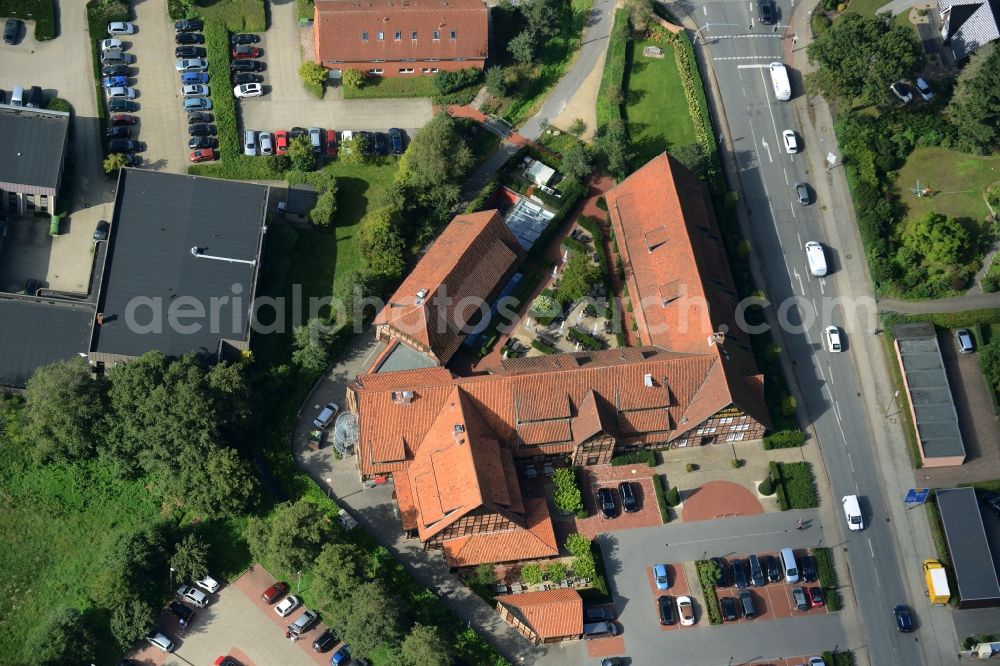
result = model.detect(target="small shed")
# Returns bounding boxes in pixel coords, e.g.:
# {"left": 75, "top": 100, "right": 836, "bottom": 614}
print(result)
{"left": 277, "top": 185, "right": 319, "bottom": 224}
{"left": 524, "top": 158, "right": 556, "bottom": 188}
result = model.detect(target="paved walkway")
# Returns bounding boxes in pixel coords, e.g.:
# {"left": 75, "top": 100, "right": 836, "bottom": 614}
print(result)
{"left": 876, "top": 0, "right": 924, "bottom": 14}
{"left": 878, "top": 291, "right": 1000, "bottom": 314}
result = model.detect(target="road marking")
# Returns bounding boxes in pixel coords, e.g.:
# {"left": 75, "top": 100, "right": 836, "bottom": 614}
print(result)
{"left": 737, "top": 63, "right": 778, "bottom": 68}
{"left": 761, "top": 138, "right": 773, "bottom": 162}
{"left": 789, "top": 201, "right": 796, "bottom": 219}
{"left": 816, "top": 357, "right": 825, "bottom": 380}
{"left": 782, "top": 166, "right": 789, "bottom": 185}
{"left": 834, "top": 399, "right": 842, "bottom": 421}
{"left": 847, "top": 451, "right": 856, "bottom": 474}
{"left": 717, "top": 34, "right": 783, "bottom": 39}
{"left": 797, "top": 231, "right": 803, "bottom": 248}
{"left": 819, "top": 277, "right": 826, "bottom": 295}
{"left": 704, "top": 5, "right": 707, "bottom": 14}
{"left": 868, "top": 538, "right": 876, "bottom": 559}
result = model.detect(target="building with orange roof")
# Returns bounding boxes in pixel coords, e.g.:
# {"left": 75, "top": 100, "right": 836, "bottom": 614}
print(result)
{"left": 495, "top": 588, "right": 584, "bottom": 644}
{"left": 313, "top": 0, "right": 489, "bottom": 77}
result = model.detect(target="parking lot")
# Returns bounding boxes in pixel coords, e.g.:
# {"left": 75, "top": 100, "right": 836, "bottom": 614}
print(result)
{"left": 575, "top": 465, "right": 662, "bottom": 538}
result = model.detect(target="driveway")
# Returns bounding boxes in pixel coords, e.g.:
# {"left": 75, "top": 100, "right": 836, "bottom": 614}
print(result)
{"left": 239, "top": 0, "right": 433, "bottom": 135}
{"left": 127, "top": 0, "right": 190, "bottom": 173}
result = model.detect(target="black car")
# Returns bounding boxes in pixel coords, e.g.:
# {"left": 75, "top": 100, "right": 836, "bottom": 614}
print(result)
{"left": 174, "top": 18, "right": 203, "bottom": 32}
{"left": 175, "top": 45, "right": 207, "bottom": 58}
{"left": 658, "top": 595, "right": 675, "bottom": 625}
{"left": 711, "top": 557, "right": 732, "bottom": 587}
{"left": 732, "top": 559, "right": 749, "bottom": 589}
{"left": 232, "top": 72, "right": 262, "bottom": 85}
{"left": 719, "top": 595, "right": 738, "bottom": 621}
{"left": 176, "top": 32, "right": 205, "bottom": 45}
{"left": 757, "top": 0, "right": 774, "bottom": 24}
{"left": 102, "top": 64, "right": 131, "bottom": 77}
{"left": 373, "top": 132, "right": 388, "bottom": 156}
{"left": 312, "top": 629, "right": 336, "bottom": 652}
{"left": 618, "top": 482, "right": 638, "bottom": 513}
{"left": 230, "top": 33, "right": 261, "bottom": 44}
{"left": 982, "top": 492, "right": 1000, "bottom": 519}
{"left": 186, "top": 111, "right": 213, "bottom": 124}
{"left": 230, "top": 59, "right": 264, "bottom": 72}
{"left": 289, "top": 126, "right": 308, "bottom": 140}
{"left": 167, "top": 601, "right": 195, "bottom": 627}
{"left": 584, "top": 606, "right": 614, "bottom": 622}
{"left": 188, "top": 135, "right": 216, "bottom": 149}
{"left": 893, "top": 605, "right": 914, "bottom": 632}
{"left": 108, "top": 98, "right": 138, "bottom": 113}
{"left": 188, "top": 123, "right": 217, "bottom": 136}
{"left": 93, "top": 220, "right": 110, "bottom": 242}
{"left": 108, "top": 139, "right": 143, "bottom": 153}
{"left": 4, "top": 18, "right": 20, "bottom": 45}
{"left": 596, "top": 487, "right": 617, "bottom": 519}
{"left": 24, "top": 278, "right": 41, "bottom": 296}
{"left": 388, "top": 127, "right": 404, "bottom": 155}
{"left": 748, "top": 554, "right": 766, "bottom": 587}
{"left": 763, "top": 555, "right": 781, "bottom": 583}
{"left": 106, "top": 125, "right": 130, "bottom": 139}
{"left": 800, "top": 555, "right": 817, "bottom": 583}
{"left": 122, "top": 154, "right": 141, "bottom": 167}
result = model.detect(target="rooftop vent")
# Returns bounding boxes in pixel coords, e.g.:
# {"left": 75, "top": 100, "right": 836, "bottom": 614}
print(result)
{"left": 643, "top": 373, "right": 654, "bottom": 388}
{"left": 453, "top": 423, "right": 465, "bottom": 444}
{"left": 415, "top": 288, "right": 428, "bottom": 304}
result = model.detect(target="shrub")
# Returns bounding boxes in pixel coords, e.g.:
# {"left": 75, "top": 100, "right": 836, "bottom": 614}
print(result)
{"left": 610, "top": 450, "right": 655, "bottom": 467}
{"left": 543, "top": 561, "right": 569, "bottom": 582}
{"left": 309, "top": 189, "right": 337, "bottom": 227}
{"left": 567, "top": 326, "right": 606, "bottom": 351}
{"left": 299, "top": 61, "right": 326, "bottom": 98}
{"left": 757, "top": 477, "right": 775, "bottom": 496}
{"left": 813, "top": 547, "right": 842, "bottom": 611}
{"left": 3, "top": 0, "right": 57, "bottom": 40}
{"left": 596, "top": 11, "right": 629, "bottom": 129}
{"left": 653, "top": 474, "right": 670, "bottom": 523}
{"left": 342, "top": 68, "right": 366, "bottom": 89}
{"left": 531, "top": 339, "right": 557, "bottom": 355}
{"left": 696, "top": 560, "right": 723, "bottom": 624}
{"left": 665, "top": 485, "right": 680, "bottom": 507}
{"left": 561, "top": 236, "right": 588, "bottom": 254}
{"left": 45, "top": 97, "right": 71, "bottom": 113}
{"left": 520, "top": 563, "right": 543, "bottom": 585}
{"left": 811, "top": 13, "right": 832, "bottom": 34}
{"left": 763, "top": 430, "right": 806, "bottom": 450}
{"left": 552, "top": 467, "right": 584, "bottom": 515}
{"left": 730, "top": 458, "right": 742, "bottom": 469}
{"left": 775, "top": 462, "right": 818, "bottom": 509}
{"left": 686, "top": 463, "right": 697, "bottom": 472}
{"left": 596, "top": 196, "right": 608, "bottom": 211}
{"left": 433, "top": 67, "right": 482, "bottom": 95}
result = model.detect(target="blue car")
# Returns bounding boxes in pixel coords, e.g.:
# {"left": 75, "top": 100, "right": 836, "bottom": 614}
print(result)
{"left": 331, "top": 645, "right": 350, "bottom": 664}
{"left": 102, "top": 75, "right": 128, "bottom": 88}
{"left": 181, "top": 71, "right": 209, "bottom": 85}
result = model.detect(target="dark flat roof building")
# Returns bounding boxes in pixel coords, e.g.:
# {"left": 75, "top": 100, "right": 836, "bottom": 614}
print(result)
{"left": 91, "top": 169, "right": 269, "bottom": 366}
{"left": 0, "top": 297, "right": 94, "bottom": 388}
{"left": 0, "top": 104, "right": 70, "bottom": 215}
{"left": 936, "top": 487, "right": 1000, "bottom": 608}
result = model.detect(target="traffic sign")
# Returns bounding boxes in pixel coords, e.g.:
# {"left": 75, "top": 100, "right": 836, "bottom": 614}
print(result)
{"left": 904, "top": 488, "right": 930, "bottom": 505}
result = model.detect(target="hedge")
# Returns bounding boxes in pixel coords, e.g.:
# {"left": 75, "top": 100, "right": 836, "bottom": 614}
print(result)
{"left": 86, "top": 0, "right": 131, "bottom": 158}
{"left": 653, "top": 474, "right": 670, "bottom": 523}
{"left": 464, "top": 176, "right": 499, "bottom": 213}
{"left": 194, "top": 0, "right": 266, "bottom": 32}
{"left": 772, "top": 462, "right": 818, "bottom": 509}
{"left": 587, "top": 541, "right": 612, "bottom": 602}
{"left": 0, "top": 0, "right": 56, "bottom": 39}
{"left": 762, "top": 429, "right": 806, "bottom": 450}
{"left": 561, "top": 236, "right": 588, "bottom": 254}
{"left": 595, "top": 10, "right": 630, "bottom": 130}
{"left": 567, "top": 326, "right": 606, "bottom": 350}
{"left": 769, "top": 461, "right": 789, "bottom": 510}
{"left": 822, "top": 651, "right": 855, "bottom": 666}
{"left": 531, "top": 338, "right": 557, "bottom": 355}
{"left": 669, "top": 31, "right": 723, "bottom": 191}
{"left": 610, "top": 450, "right": 655, "bottom": 467}
{"left": 813, "top": 547, "right": 842, "bottom": 611}
{"left": 695, "top": 560, "right": 723, "bottom": 625}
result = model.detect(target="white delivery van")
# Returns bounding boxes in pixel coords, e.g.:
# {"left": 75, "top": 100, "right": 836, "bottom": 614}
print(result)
{"left": 842, "top": 494, "right": 864, "bottom": 531}
{"left": 805, "top": 241, "right": 827, "bottom": 277}
{"left": 769, "top": 62, "right": 791, "bottom": 101}
{"left": 780, "top": 547, "right": 799, "bottom": 583}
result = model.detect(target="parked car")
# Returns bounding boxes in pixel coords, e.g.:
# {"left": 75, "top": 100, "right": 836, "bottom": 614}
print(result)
{"left": 618, "top": 481, "right": 638, "bottom": 512}
{"left": 110, "top": 113, "right": 137, "bottom": 126}
{"left": 230, "top": 33, "right": 261, "bottom": 44}
{"left": 107, "top": 86, "right": 136, "bottom": 100}
{"left": 259, "top": 131, "right": 274, "bottom": 156}
{"left": 176, "top": 58, "right": 208, "bottom": 72}
{"left": 757, "top": 0, "right": 774, "bottom": 23}
{"left": 189, "top": 148, "right": 216, "bottom": 163}
{"left": 915, "top": 77, "right": 934, "bottom": 101}
{"left": 176, "top": 32, "right": 204, "bottom": 45}
{"left": 981, "top": 492, "right": 1000, "bottom": 518}
{"left": 214, "top": 657, "right": 242, "bottom": 666}
{"left": 102, "top": 64, "right": 131, "bottom": 77}
{"left": 261, "top": 582, "right": 290, "bottom": 604}
{"left": 107, "top": 21, "right": 136, "bottom": 35}
{"left": 288, "top": 609, "right": 319, "bottom": 636}
{"left": 244, "top": 129, "right": 257, "bottom": 156}
{"left": 289, "top": 126, "right": 308, "bottom": 140}
{"left": 388, "top": 127, "right": 404, "bottom": 155}
{"left": 584, "top": 606, "right": 613, "bottom": 622}
{"left": 732, "top": 559, "right": 749, "bottom": 589}
{"left": 331, "top": 645, "right": 351, "bottom": 665}
{"left": 653, "top": 563, "right": 670, "bottom": 590}
{"left": 234, "top": 83, "right": 263, "bottom": 98}
{"left": 596, "top": 487, "right": 617, "bottom": 519}
{"left": 103, "top": 76, "right": 129, "bottom": 88}
{"left": 100, "top": 38, "right": 124, "bottom": 52}
{"left": 174, "top": 18, "right": 203, "bottom": 32}
{"left": 177, "top": 585, "right": 209, "bottom": 608}
{"left": 890, "top": 81, "right": 913, "bottom": 104}
{"left": 146, "top": 632, "right": 175, "bottom": 653}
{"left": 188, "top": 123, "right": 217, "bottom": 136}
{"left": 232, "top": 72, "right": 262, "bottom": 85}
{"left": 275, "top": 594, "right": 301, "bottom": 617}
{"left": 325, "top": 129, "right": 338, "bottom": 157}
{"left": 764, "top": 555, "right": 781, "bottom": 583}
{"left": 955, "top": 328, "right": 975, "bottom": 353}
{"left": 373, "top": 131, "right": 388, "bottom": 156}
{"left": 189, "top": 136, "right": 216, "bottom": 149}
{"left": 800, "top": 555, "right": 817, "bottom": 582}
{"left": 181, "top": 72, "right": 209, "bottom": 85}
{"left": 101, "top": 49, "right": 134, "bottom": 65}
{"left": 782, "top": 129, "right": 798, "bottom": 153}
{"left": 808, "top": 586, "right": 825, "bottom": 608}
{"left": 792, "top": 586, "right": 809, "bottom": 611}
{"left": 231, "top": 44, "right": 262, "bottom": 59}
{"left": 183, "top": 97, "right": 212, "bottom": 111}
{"left": 893, "top": 605, "right": 914, "bottom": 632}
{"left": 231, "top": 59, "right": 264, "bottom": 72}
{"left": 658, "top": 595, "right": 675, "bottom": 625}
{"left": 677, "top": 596, "right": 696, "bottom": 626}
{"left": 93, "top": 220, "right": 110, "bottom": 241}
{"left": 3, "top": 18, "right": 21, "bottom": 45}
{"left": 187, "top": 111, "right": 213, "bottom": 123}
{"left": 181, "top": 84, "right": 209, "bottom": 97}
{"left": 748, "top": 554, "right": 766, "bottom": 587}
{"left": 313, "top": 402, "right": 339, "bottom": 429}
{"left": 720, "top": 595, "right": 738, "bottom": 621}
{"left": 312, "top": 629, "right": 336, "bottom": 652}
{"left": 108, "top": 98, "right": 138, "bottom": 113}
{"left": 175, "top": 45, "right": 207, "bottom": 58}
{"left": 309, "top": 127, "right": 322, "bottom": 153}
{"left": 275, "top": 130, "right": 289, "bottom": 155}
{"left": 167, "top": 601, "right": 194, "bottom": 626}
{"left": 106, "top": 125, "right": 130, "bottom": 139}
{"left": 711, "top": 557, "right": 732, "bottom": 587}
{"left": 794, "top": 181, "right": 810, "bottom": 205}
{"left": 122, "top": 154, "right": 141, "bottom": 166}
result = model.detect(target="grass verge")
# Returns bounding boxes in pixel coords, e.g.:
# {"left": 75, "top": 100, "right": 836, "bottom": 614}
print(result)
{"left": 194, "top": 0, "right": 265, "bottom": 32}
{"left": 812, "top": 547, "right": 842, "bottom": 611}
{"left": 0, "top": 0, "right": 55, "bottom": 39}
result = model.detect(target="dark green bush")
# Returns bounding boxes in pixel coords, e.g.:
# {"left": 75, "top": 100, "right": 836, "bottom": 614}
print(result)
{"left": 610, "top": 450, "right": 655, "bottom": 467}
{"left": 695, "top": 560, "right": 723, "bottom": 624}
{"left": 653, "top": 474, "right": 670, "bottom": 523}
{"left": 757, "top": 477, "right": 774, "bottom": 496}
{"left": 665, "top": 485, "right": 680, "bottom": 507}
{"left": 763, "top": 430, "right": 806, "bottom": 450}
{"left": 561, "top": 236, "right": 588, "bottom": 254}
{"left": 773, "top": 462, "right": 818, "bottom": 509}
{"left": 567, "top": 327, "right": 606, "bottom": 350}
{"left": 433, "top": 67, "right": 482, "bottom": 95}
{"left": 530, "top": 339, "right": 557, "bottom": 355}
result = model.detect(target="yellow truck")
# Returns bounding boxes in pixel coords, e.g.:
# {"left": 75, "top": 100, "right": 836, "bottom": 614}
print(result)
{"left": 923, "top": 559, "right": 951, "bottom": 605}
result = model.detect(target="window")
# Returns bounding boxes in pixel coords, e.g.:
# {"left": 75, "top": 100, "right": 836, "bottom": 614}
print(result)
{"left": 39, "top": 195, "right": 48, "bottom": 210}
{"left": 399, "top": 67, "right": 414, "bottom": 73}
{"left": 433, "top": 30, "right": 440, "bottom": 40}
{"left": 726, "top": 433, "right": 745, "bottom": 442}
{"left": 421, "top": 67, "right": 431, "bottom": 73}
{"left": 377, "top": 31, "right": 384, "bottom": 40}
{"left": 450, "top": 30, "right": 457, "bottom": 39}
{"left": 394, "top": 31, "right": 401, "bottom": 40}
{"left": 361, "top": 31, "right": 369, "bottom": 40}
{"left": 430, "top": 67, "right": 439, "bottom": 72}
{"left": 368, "top": 68, "right": 384, "bottom": 75}
{"left": 412, "top": 30, "right": 418, "bottom": 39}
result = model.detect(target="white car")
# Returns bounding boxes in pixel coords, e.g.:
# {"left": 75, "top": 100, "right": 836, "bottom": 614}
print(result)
{"left": 177, "top": 584, "right": 209, "bottom": 608}
{"left": 182, "top": 84, "right": 209, "bottom": 97}
{"left": 244, "top": 129, "right": 257, "bottom": 156}
{"left": 107, "top": 86, "right": 137, "bottom": 100}
{"left": 176, "top": 58, "right": 208, "bottom": 72}
{"left": 275, "top": 594, "right": 301, "bottom": 617}
{"left": 100, "top": 38, "right": 124, "bottom": 51}
{"left": 234, "top": 83, "right": 263, "bottom": 98}
{"left": 915, "top": 77, "right": 934, "bottom": 101}
{"left": 107, "top": 21, "right": 136, "bottom": 35}
{"left": 676, "top": 595, "right": 696, "bottom": 626}
{"left": 890, "top": 82, "right": 913, "bottom": 104}
{"left": 259, "top": 131, "right": 274, "bottom": 156}
{"left": 195, "top": 574, "right": 220, "bottom": 594}
{"left": 824, "top": 325, "right": 843, "bottom": 353}
{"left": 782, "top": 129, "right": 798, "bottom": 154}
{"left": 147, "top": 632, "right": 175, "bottom": 652}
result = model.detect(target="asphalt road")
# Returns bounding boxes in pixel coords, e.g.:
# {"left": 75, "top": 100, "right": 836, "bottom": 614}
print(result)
{"left": 685, "top": 2, "right": 928, "bottom": 664}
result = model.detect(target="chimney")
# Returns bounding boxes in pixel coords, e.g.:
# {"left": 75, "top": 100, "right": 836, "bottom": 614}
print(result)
{"left": 415, "top": 288, "right": 428, "bottom": 304}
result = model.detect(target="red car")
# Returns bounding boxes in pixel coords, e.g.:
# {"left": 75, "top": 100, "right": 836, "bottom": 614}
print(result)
{"left": 261, "top": 581, "right": 289, "bottom": 604}
{"left": 189, "top": 148, "right": 217, "bottom": 162}
{"left": 231, "top": 45, "right": 262, "bottom": 59}
{"left": 325, "top": 129, "right": 338, "bottom": 157}
{"left": 274, "top": 130, "right": 288, "bottom": 155}
{"left": 110, "top": 114, "right": 137, "bottom": 126}
{"left": 807, "top": 586, "right": 825, "bottom": 608}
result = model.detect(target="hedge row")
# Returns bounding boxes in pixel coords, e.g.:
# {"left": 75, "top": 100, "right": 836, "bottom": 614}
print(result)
{"left": 812, "top": 547, "right": 842, "bottom": 612}
{"left": 589, "top": 541, "right": 612, "bottom": 601}
{"left": 768, "top": 461, "right": 788, "bottom": 510}
{"left": 822, "top": 651, "right": 855, "bottom": 666}
{"left": 695, "top": 560, "right": 723, "bottom": 625}
{"left": 464, "top": 176, "right": 499, "bottom": 213}
{"left": 771, "top": 462, "right": 818, "bottom": 509}
{"left": 85, "top": 0, "right": 130, "bottom": 159}
{"left": 595, "top": 10, "right": 630, "bottom": 130}
{"left": 577, "top": 215, "right": 615, "bottom": 315}
{"left": 0, "top": 0, "right": 55, "bottom": 39}
{"left": 762, "top": 429, "right": 806, "bottom": 450}
{"left": 567, "top": 326, "right": 606, "bottom": 350}
{"left": 531, "top": 338, "right": 557, "bottom": 355}
{"left": 653, "top": 474, "right": 670, "bottom": 523}
{"left": 561, "top": 236, "right": 588, "bottom": 254}
{"left": 610, "top": 450, "right": 655, "bottom": 467}
{"left": 669, "top": 31, "right": 723, "bottom": 191}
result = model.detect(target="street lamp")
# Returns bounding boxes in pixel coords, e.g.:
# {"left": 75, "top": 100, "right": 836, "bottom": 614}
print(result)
{"left": 169, "top": 566, "right": 175, "bottom": 589}
{"left": 296, "top": 570, "right": 302, "bottom": 593}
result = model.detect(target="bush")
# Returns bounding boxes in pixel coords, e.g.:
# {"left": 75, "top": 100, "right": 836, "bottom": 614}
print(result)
{"left": 686, "top": 463, "right": 697, "bottom": 472}
{"left": 813, "top": 547, "right": 842, "bottom": 611}
{"left": 610, "top": 450, "right": 655, "bottom": 467}
{"left": 665, "top": 485, "right": 680, "bottom": 507}
{"left": 433, "top": 67, "right": 482, "bottom": 95}
{"left": 695, "top": 560, "right": 723, "bottom": 624}
{"left": 552, "top": 467, "right": 584, "bottom": 515}
{"left": 531, "top": 338, "right": 557, "bottom": 355}
{"left": 561, "top": 236, "right": 588, "bottom": 254}
{"left": 596, "top": 10, "right": 630, "bottom": 130}
{"left": 730, "top": 458, "right": 742, "bottom": 469}
{"left": 309, "top": 189, "right": 337, "bottom": 227}
{"left": 567, "top": 326, "right": 606, "bottom": 350}
{"left": 763, "top": 430, "right": 806, "bottom": 450}
{"left": 520, "top": 563, "right": 543, "bottom": 585}
{"left": 653, "top": 474, "right": 670, "bottom": 523}
{"left": 775, "top": 462, "right": 818, "bottom": 509}
{"left": 342, "top": 68, "right": 366, "bottom": 89}
{"left": 299, "top": 61, "right": 327, "bottom": 98}
{"left": 757, "top": 477, "right": 774, "bottom": 496}
{"left": 45, "top": 97, "right": 71, "bottom": 113}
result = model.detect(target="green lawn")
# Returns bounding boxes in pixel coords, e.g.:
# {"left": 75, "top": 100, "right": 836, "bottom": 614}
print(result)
{"left": 626, "top": 39, "right": 698, "bottom": 164}
{"left": 194, "top": 0, "right": 266, "bottom": 32}
{"left": 844, "top": 0, "right": 891, "bottom": 18}
{"left": 895, "top": 147, "right": 1000, "bottom": 223}
{"left": 343, "top": 75, "right": 438, "bottom": 99}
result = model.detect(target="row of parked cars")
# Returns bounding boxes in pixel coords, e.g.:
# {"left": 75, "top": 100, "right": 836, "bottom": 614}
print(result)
{"left": 241, "top": 127, "right": 408, "bottom": 159}
{"left": 260, "top": 580, "right": 354, "bottom": 662}
{"left": 100, "top": 22, "right": 145, "bottom": 160}
{"left": 144, "top": 574, "right": 221, "bottom": 653}
{"left": 595, "top": 481, "right": 639, "bottom": 518}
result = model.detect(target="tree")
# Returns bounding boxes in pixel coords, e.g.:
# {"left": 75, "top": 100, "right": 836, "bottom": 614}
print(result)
{"left": 665, "top": 485, "right": 680, "bottom": 506}
{"left": 520, "top": 562, "right": 543, "bottom": 585}
{"left": 103, "top": 152, "right": 127, "bottom": 175}
{"left": 110, "top": 596, "right": 155, "bottom": 649}
{"left": 543, "top": 561, "right": 569, "bottom": 581}
{"left": 342, "top": 68, "right": 366, "bottom": 89}
{"left": 672, "top": 142, "right": 714, "bottom": 181}
{"left": 292, "top": 317, "right": 335, "bottom": 372}
{"left": 245, "top": 499, "right": 336, "bottom": 574}
{"left": 299, "top": 60, "right": 328, "bottom": 88}
{"left": 623, "top": 0, "right": 654, "bottom": 31}
{"left": 485, "top": 66, "right": 507, "bottom": 97}
{"left": 25, "top": 358, "right": 104, "bottom": 463}
{"left": 91, "top": 524, "right": 169, "bottom": 607}
{"left": 340, "top": 133, "right": 371, "bottom": 165}
{"left": 288, "top": 135, "right": 317, "bottom": 171}
{"left": 170, "top": 533, "right": 210, "bottom": 583}
{"left": 312, "top": 543, "right": 363, "bottom": 612}
{"left": 569, "top": 118, "right": 587, "bottom": 137}
{"left": 331, "top": 582, "right": 402, "bottom": 658}
{"left": 946, "top": 43, "right": 1000, "bottom": 153}
{"left": 556, "top": 253, "right": 601, "bottom": 304}
{"left": 358, "top": 207, "right": 407, "bottom": 281}
{"left": 596, "top": 118, "right": 632, "bottom": 179}
{"left": 521, "top": 0, "right": 560, "bottom": 39}
{"left": 508, "top": 30, "right": 537, "bottom": 64}
{"left": 310, "top": 188, "right": 337, "bottom": 227}
{"left": 560, "top": 142, "right": 592, "bottom": 182}
{"left": 564, "top": 533, "right": 596, "bottom": 578}
{"left": 398, "top": 113, "right": 474, "bottom": 189}
{"left": 23, "top": 607, "right": 96, "bottom": 666}
{"left": 980, "top": 339, "right": 1000, "bottom": 390}
{"left": 182, "top": 446, "right": 258, "bottom": 518}
{"left": 552, "top": 467, "right": 584, "bottom": 514}
{"left": 805, "top": 13, "right": 922, "bottom": 107}
{"left": 402, "top": 623, "right": 452, "bottom": 666}
{"left": 901, "top": 211, "right": 970, "bottom": 265}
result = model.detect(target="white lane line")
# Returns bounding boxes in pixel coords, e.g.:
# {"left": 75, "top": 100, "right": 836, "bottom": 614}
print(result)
{"left": 761, "top": 138, "right": 773, "bottom": 163}
{"left": 819, "top": 277, "right": 826, "bottom": 295}
{"left": 704, "top": 5, "right": 707, "bottom": 14}
{"left": 789, "top": 201, "right": 796, "bottom": 219}
{"left": 782, "top": 167, "right": 789, "bottom": 185}
{"left": 869, "top": 538, "right": 876, "bottom": 559}
{"left": 716, "top": 34, "right": 783, "bottom": 38}
{"left": 737, "top": 63, "right": 775, "bottom": 68}
{"left": 834, "top": 399, "right": 842, "bottom": 421}
{"left": 795, "top": 270, "right": 804, "bottom": 295}
{"left": 847, "top": 451, "right": 856, "bottom": 474}
{"left": 797, "top": 232, "right": 803, "bottom": 248}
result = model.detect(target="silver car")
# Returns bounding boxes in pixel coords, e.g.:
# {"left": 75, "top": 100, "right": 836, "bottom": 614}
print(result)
{"left": 175, "top": 58, "right": 208, "bottom": 72}
{"left": 955, "top": 328, "right": 974, "bottom": 353}
{"left": 181, "top": 84, "right": 209, "bottom": 97}
{"left": 244, "top": 129, "right": 257, "bottom": 156}
{"left": 259, "top": 131, "right": 274, "bottom": 156}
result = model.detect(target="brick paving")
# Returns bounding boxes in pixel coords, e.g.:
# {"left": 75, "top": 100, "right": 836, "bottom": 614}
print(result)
{"left": 585, "top": 634, "right": 626, "bottom": 658}
{"left": 681, "top": 480, "right": 765, "bottom": 522}
{"left": 642, "top": 563, "right": 697, "bottom": 632}
{"left": 574, "top": 465, "right": 662, "bottom": 539}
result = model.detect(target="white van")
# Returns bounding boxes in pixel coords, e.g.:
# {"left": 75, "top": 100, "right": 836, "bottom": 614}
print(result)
{"left": 805, "top": 241, "right": 827, "bottom": 277}
{"left": 842, "top": 494, "right": 864, "bottom": 531}
{"left": 10, "top": 85, "right": 23, "bottom": 107}
{"left": 780, "top": 547, "right": 799, "bottom": 583}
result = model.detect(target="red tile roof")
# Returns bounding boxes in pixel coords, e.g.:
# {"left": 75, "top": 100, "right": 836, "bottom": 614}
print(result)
{"left": 373, "top": 210, "right": 522, "bottom": 364}
{"left": 442, "top": 498, "right": 558, "bottom": 567}
{"left": 313, "top": 0, "right": 488, "bottom": 67}
{"left": 495, "top": 588, "right": 584, "bottom": 639}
